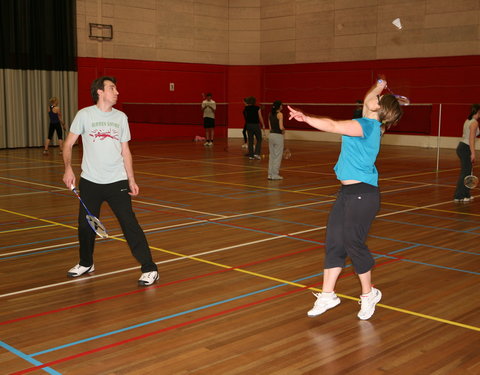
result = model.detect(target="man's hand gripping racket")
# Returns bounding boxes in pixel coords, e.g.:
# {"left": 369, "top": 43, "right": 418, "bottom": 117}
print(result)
{"left": 70, "top": 185, "right": 108, "bottom": 238}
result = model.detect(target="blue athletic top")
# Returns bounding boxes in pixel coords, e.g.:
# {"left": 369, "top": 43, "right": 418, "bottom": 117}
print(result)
{"left": 334, "top": 117, "right": 382, "bottom": 186}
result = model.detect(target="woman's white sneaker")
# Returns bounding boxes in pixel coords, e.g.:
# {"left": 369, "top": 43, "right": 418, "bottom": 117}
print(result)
{"left": 357, "top": 287, "right": 382, "bottom": 320}
{"left": 307, "top": 292, "right": 341, "bottom": 317}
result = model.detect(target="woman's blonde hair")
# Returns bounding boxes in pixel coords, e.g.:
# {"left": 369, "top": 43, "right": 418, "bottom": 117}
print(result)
{"left": 378, "top": 94, "right": 403, "bottom": 134}
{"left": 49, "top": 97, "right": 58, "bottom": 106}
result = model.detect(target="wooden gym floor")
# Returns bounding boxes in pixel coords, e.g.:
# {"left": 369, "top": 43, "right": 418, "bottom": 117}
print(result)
{"left": 0, "top": 139, "right": 479, "bottom": 374}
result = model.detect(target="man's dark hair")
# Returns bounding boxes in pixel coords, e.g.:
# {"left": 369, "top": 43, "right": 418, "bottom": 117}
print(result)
{"left": 90, "top": 76, "right": 117, "bottom": 103}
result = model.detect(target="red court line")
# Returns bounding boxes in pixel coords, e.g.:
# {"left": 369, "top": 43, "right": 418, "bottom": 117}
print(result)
{"left": 10, "top": 284, "right": 315, "bottom": 375}
{"left": 0, "top": 245, "right": 322, "bottom": 326}
{"left": 10, "top": 258, "right": 400, "bottom": 375}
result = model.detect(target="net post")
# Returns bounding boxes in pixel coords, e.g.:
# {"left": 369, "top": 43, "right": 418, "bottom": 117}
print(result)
{"left": 436, "top": 103, "right": 442, "bottom": 173}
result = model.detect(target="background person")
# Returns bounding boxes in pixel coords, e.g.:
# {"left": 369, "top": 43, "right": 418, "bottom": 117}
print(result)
{"left": 268, "top": 100, "right": 285, "bottom": 180}
{"left": 243, "top": 96, "right": 265, "bottom": 160}
{"left": 201, "top": 93, "right": 216, "bottom": 146}
{"left": 43, "top": 97, "right": 66, "bottom": 154}
{"left": 454, "top": 104, "right": 480, "bottom": 202}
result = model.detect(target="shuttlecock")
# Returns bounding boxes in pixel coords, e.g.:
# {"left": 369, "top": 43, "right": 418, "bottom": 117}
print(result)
{"left": 392, "top": 18, "right": 402, "bottom": 30}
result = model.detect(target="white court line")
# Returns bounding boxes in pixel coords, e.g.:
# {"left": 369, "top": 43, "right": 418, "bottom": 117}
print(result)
{"left": 0, "top": 196, "right": 459, "bottom": 299}
{"left": 0, "top": 200, "right": 326, "bottom": 258}
{"left": 134, "top": 199, "right": 228, "bottom": 218}
{"left": 0, "top": 183, "right": 461, "bottom": 259}
{"left": 0, "top": 235, "right": 290, "bottom": 299}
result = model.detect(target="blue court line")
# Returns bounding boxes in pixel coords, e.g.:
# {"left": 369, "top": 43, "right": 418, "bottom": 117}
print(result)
{"left": 378, "top": 217, "right": 480, "bottom": 235}
{"left": 24, "top": 243, "right": 470, "bottom": 359}
{"left": 29, "top": 251, "right": 410, "bottom": 359}
{"left": 378, "top": 206, "right": 479, "bottom": 224}
{"left": 378, "top": 253, "right": 480, "bottom": 275}
{"left": 0, "top": 235, "right": 78, "bottom": 252}
{"left": 387, "top": 245, "right": 419, "bottom": 255}
{"left": 0, "top": 340, "right": 61, "bottom": 375}
{"left": 371, "top": 235, "right": 479, "bottom": 256}
{"left": 0, "top": 244, "right": 79, "bottom": 261}
{"left": 28, "top": 283, "right": 301, "bottom": 356}
{"left": 246, "top": 214, "right": 320, "bottom": 228}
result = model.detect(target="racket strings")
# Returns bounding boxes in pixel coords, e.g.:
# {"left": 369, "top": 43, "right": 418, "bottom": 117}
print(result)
{"left": 86, "top": 215, "right": 108, "bottom": 238}
{"left": 385, "top": 86, "right": 410, "bottom": 106}
{"left": 464, "top": 175, "right": 478, "bottom": 189}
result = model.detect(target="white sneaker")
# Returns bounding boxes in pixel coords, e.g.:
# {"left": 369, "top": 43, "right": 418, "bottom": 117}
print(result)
{"left": 241, "top": 143, "right": 248, "bottom": 148}
{"left": 67, "top": 264, "right": 95, "bottom": 278}
{"left": 138, "top": 271, "right": 159, "bottom": 286}
{"left": 307, "top": 292, "right": 341, "bottom": 317}
{"left": 357, "top": 287, "right": 382, "bottom": 320}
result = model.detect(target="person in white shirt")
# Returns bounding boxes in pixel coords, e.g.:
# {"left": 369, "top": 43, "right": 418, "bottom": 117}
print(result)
{"left": 62, "top": 76, "right": 159, "bottom": 286}
{"left": 201, "top": 93, "right": 216, "bottom": 146}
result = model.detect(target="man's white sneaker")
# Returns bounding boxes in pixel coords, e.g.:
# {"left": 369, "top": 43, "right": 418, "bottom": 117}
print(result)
{"left": 138, "top": 271, "right": 159, "bottom": 286}
{"left": 67, "top": 264, "right": 95, "bottom": 278}
{"left": 357, "top": 287, "right": 382, "bottom": 320}
{"left": 307, "top": 292, "right": 341, "bottom": 317}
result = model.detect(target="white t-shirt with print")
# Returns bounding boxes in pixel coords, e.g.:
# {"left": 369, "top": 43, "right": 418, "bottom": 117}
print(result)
{"left": 70, "top": 105, "right": 131, "bottom": 184}
{"left": 202, "top": 99, "right": 216, "bottom": 119}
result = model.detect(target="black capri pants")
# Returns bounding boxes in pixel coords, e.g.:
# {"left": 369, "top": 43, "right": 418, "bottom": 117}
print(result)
{"left": 324, "top": 182, "right": 380, "bottom": 274}
{"left": 48, "top": 122, "right": 63, "bottom": 140}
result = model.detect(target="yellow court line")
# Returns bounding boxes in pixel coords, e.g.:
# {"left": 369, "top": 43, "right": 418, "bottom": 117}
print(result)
{"left": 0, "top": 224, "right": 56, "bottom": 234}
{"left": 0, "top": 208, "right": 78, "bottom": 232}
{"left": 2, "top": 207, "right": 479, "bottom": 332}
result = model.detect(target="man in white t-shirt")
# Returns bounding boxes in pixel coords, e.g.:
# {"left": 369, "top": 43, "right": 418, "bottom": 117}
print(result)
{"left": 62, "top": 76, "right": 158, "bottom": 286}
{"left": 201, "top": 93, "right": 216, "bottom": 146}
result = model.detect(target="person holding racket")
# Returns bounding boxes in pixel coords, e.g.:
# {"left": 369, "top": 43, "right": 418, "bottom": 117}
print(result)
{"left": 268, "top": 100, "right": 285, "bottom": 180}
{"left": 288, "top": 78, "right": 403, "bottom": 320}
{"left": 62, "top": 76, "right": 159, "bottom": 286}
{"left": 454, "top": 104, "right": 480, "bottom": 202}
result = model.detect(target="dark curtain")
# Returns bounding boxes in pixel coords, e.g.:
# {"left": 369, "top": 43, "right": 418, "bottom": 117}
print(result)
{"left": 0, "top": 0, "right": 76, "bottom": 71}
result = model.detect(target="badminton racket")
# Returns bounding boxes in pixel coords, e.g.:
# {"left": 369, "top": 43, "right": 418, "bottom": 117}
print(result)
{"left": 70, "top": 185, "right": 108, "bottom": 238}
{"left": 384, "top": 85, "right": 410, "bottom": 106}
{"left": 464, "top": 168, "right": 478, "bottom": 189}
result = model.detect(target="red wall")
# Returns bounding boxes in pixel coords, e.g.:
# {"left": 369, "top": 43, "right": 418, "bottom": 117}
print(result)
{"left": 78, "top": 55, "right": 480, "bottom": 139}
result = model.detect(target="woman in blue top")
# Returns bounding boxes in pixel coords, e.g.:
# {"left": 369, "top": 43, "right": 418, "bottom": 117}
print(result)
{"left": 288, "top": 78, "right": 402, "bottom": 320}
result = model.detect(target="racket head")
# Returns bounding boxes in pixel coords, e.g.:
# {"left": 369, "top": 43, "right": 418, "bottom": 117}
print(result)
{"left": 464, "top": 175, "right": 478, "bottom": 189}
{"left": 385, "top": 86, "right": 410, "bottom": 106}
{"left": 394, "top": 95, "right": 410, "bottom": 106}
{"left": 283, "top": 148, "right": 292, "bottom": 159}
{"left": 86, "top": 215, "right": 108, "bottom": 238}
